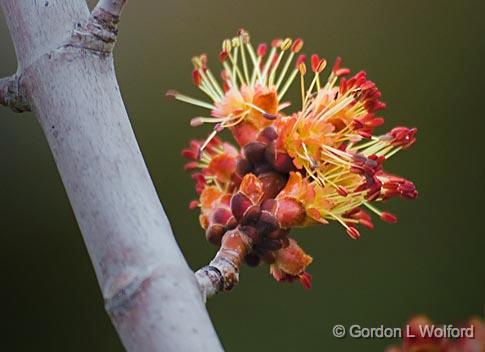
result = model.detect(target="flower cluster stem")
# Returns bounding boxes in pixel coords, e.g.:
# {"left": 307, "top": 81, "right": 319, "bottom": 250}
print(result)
{"left": 196, "top": 228, "right": 253, "bottom": 300}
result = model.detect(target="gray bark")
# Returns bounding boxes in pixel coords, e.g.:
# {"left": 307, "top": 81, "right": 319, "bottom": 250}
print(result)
{"left": 0, "top": 1, "right": 223, "bottom": 351}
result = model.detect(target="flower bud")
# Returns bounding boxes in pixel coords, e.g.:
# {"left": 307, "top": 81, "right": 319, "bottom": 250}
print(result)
{"left": 205, "top": 224, "right": 225, "bottom": 245}
{"left": 241, "top": 205, "right": 261, "bottom": 225}
{"left": 244, "top": 253, "right": 261, "bottom": 267}
{"left": 230, "top": 193, "right": 252, "bottom": 221}
{"left": 265, "top": 142, "right": 294, "bottom": 173}
{"left": 258, "top": 172, "right": 287, "bottom": 200}
{"left": 276, "top": 198, "right": 306, "bottom": 228}
{"left": 243, "top": 141, "right": 267, "bottom": 165}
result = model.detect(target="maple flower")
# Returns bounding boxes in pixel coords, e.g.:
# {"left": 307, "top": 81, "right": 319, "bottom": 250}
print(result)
{"left": 173, "top": 30, "right": 418, "bottom": 289}
{"left": 167, "top": 29, "right": 304, "bottom": 148}
{"left": 269, "top": 56, "right": 418, "bottom": 238}
{"left": 182, "top": 136, "right": 239, "bottom": 194}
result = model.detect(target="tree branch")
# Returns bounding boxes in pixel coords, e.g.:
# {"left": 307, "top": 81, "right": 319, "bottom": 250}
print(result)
{"left": 0, "top": 74, "right": 30, "bottom": 112}
{"left": 1, "top": 0, "right": 223, "bottom": 350}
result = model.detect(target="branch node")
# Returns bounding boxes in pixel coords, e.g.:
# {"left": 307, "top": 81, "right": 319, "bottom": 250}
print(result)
{"left": 0, "top": 75, "right": 31, "bottom": 113}
{"left": 69, "top": 0, "right": 127, "bottom": 54}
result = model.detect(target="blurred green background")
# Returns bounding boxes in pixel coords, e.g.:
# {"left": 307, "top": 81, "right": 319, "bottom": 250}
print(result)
{"left": 1, "top": 0, "right": 484, "bottom": 351}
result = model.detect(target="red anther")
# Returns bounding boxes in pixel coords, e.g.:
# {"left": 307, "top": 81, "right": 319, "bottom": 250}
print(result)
{"left": 291, "top": 38, "right": 304, "bottom": 53}
{"left": 310, "top": 54, "right": 326, "bottom": 73}
{"left": 359, "top": 218, "right": 374, "bottom": 229}
{"left": 191, "top": 173, "right": 206, "bottom": 193}
{"left": 257, "top": 43, "right": 267, "bottom": 57}
{"left": 199, "top": 54, "right": 208, "bottom": 69}
{"left": 335, "top": 68, "right": 351, "bottom": 77}
{"left": 346, "top": 226, "right": 361, "bottom": 240}
{"left": 263, "top": 112, "right": 277, "bottom": 120}
{"left": 358, "top": 131, "right": 372, "bottom": 139}
{"left": 361, "top": 81, "right": 376, "bottom": 91}
{"left": 366, "top": 189, "right": 381, "bottom": 202}
{"left": 367, "top": 117, "right": 385, "bottom": 127}
{"left": 192, "top": 69, "right": 202, "bottom": 86}
{"left": 295, "top": 54, "right": 306, "bottom": 68}
{"left": 183, "top": 161, "right": 198, "bottom": 170}
{"left": 181, "top": 148, "right": 198, "bottom": 160}
{"left": 380, "top": 212, "right": 398, "bottom": 224}
{"left": 299, "top": 272, "right": 312, "bottom": 289}
{"left": 188, "top": 200, "right": 199, "bottom": 210}
{"left": 271, "top": 38, "right": 282, "bottom": 48}
{"left": 376, "top": 102, "right": 387, "bottom": 110}
{"left": 337, "top": 186, "right": 348, "bottom": 197}
{"left": 332, "top": 56, "right": 342, "bottom": 73}
{"left": 311, "top": 54, "right": 319, "bottom": 72}
{"left": 223, "top": 81, "right": 230, "bottom": 92}
{"left": 352, "top": 118, "right": 365, "bottom": 130}
{"left": 390, "top": 127, "right": 417, "bottom": 148}
{"left": 339, "top": 77, "right": 348, "bottom": 93}
{"left": 165, "top": 89, "right": 177, "bottom": 99}
{"left": 219, "top": 50, "right": 229, "bottom": 62}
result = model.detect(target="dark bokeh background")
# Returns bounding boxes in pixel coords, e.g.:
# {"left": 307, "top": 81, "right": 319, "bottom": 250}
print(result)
{"left": 1, "top": 0, "right": 484, "bottom": 351}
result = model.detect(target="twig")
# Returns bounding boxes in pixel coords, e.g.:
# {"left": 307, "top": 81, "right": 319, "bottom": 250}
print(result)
{"left": 195, "top": 228, "right": 253, "bottom": 300}
{"left": 70, "top": 0, "right": 127, "bottom": 54}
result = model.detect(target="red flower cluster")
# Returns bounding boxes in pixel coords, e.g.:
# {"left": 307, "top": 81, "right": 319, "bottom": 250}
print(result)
{"left": 170, "top": 29, "right": 418, "bottom": 288}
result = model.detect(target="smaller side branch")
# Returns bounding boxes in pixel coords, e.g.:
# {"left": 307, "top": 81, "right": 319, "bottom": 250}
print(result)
{"left": 195, "top": 228, "right": 252, "bottom": 300}
{"left": 70, "top": 0, "right": 127, "bottom": 54}
{"left": 0, "top": 75, "right": 30, "bottom": 112}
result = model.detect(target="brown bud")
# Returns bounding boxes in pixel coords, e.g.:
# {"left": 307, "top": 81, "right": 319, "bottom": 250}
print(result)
{"left": 205, "top": 224, "right": 225, "bottom": 246}
{"left": 253, "top": 163, "right": 273, "bottom": 175}
{"left": 244, "top": 253, "right": 261, "bottom": 267}
{"left": 236, "top": 158, "right": 252, "bottom": 177}
{"left": 241, "top": 204, "right": 261, "bottom": 225}
{"left": 239, "top": 225, "right": 260, "bottom": 243}
{"left": 276, "top": 198, "right": 306, "bottom": 228}
{"left": 212, "top": 207, "right": 232, "bottom": 225}
{"left": 257, "top": 210, "right": 280, "bottom": 234}
{"left": 225, "top": 216, "right": 238, "bottom": 230}
{"left": 267, "top": 228, "right": 289, "bottom": 240}
{"left": 259, "top": 238, "right": 283, "bottom": 251}
{"left": 230, "top": 193, "right": 252, "bottom": 221}
{"left": 261, "top": 198, "right": 277, "bottom": 212}
{"left": 260, "top": 251, "right": 276, "bottom": 264}
{"left": 243, "top": 141, "right": 267, "bottom": 165}
{"left": 258, "top": 126, "right": 278, "bottom": 144}
{"left": 258, "top": 172, "right": 287, "bottom": 200}
{"left": 265, "top": 142, "right": 294, "bottom": 173}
